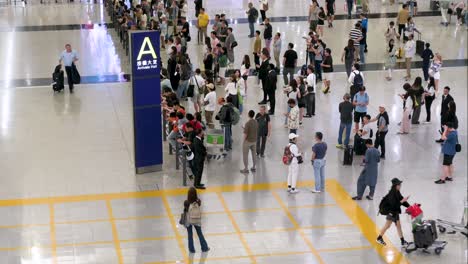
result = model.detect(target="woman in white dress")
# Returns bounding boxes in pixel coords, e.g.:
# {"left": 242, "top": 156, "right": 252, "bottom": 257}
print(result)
{"left": 429, "top": 53, "right": 443, "bottom": 93}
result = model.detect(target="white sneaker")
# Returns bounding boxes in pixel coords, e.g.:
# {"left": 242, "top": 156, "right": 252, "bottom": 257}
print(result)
{"left": 290, "top": 189, "right": 299, "bottom": 194}
{"left": 311, "top": 189, "right": 321, "bottom": 193}
{"left": 287, "top": 188, "right": 291, "bottom": 193}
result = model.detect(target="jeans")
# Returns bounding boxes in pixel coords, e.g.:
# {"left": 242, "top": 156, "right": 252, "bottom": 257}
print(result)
{"left": 338, "top": 122, "right": 352, "bottom": 146}
{"left": 314, "top": 59, "right": 322, "bottom": 80}
{"left": 248, "top": 22, "right": 255, "bottom": 37}
{"left": 284, "top": 106, "right": 290, "bottom": 125}
{"left": 306, "top": 93, "right": 315, "bottom": 116}
{"left": 308, "top": 52, "right": 315, "bottom": 67}
{"left": 256, "top": 135, "right": 267, "bottom": 156}
{"left": 346, "top": 0, "right": 353, "bottom": 17}
{"left": 313, "top": 159, "right": 326, "bottom": 191}
{"left": 422, "top": 63, "right": 430, "bottom": 81}
{"left": 223, "top": 124, "right": 232, "bottom": 150}
{"left": 283, "top": 67, "right": 295, "bottom": 86}
{"left": 177, "top": 80, "right": 189, "bottom": 99}
{"left": 374, "top": 131, "right": 387, "bottom": 156}
{"left": 359, "top": 44, "right": 365, "bottom": 64}
{"left": 187, "top": 224, "right": 209, "bottom": 253}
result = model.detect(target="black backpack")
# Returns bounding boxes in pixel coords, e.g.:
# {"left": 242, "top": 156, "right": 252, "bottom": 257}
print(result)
{"left": 353, "top": 72, "right": 363, "bottom": 89}
{"left": 223, "top": 106, "right": 232, "bottom": 123}
{"left": 378, "top": 195, "right": 390, "bottom": 215}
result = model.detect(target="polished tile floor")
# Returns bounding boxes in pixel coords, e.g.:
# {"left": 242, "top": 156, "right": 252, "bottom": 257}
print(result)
{"left": 0, "top": 0, "right": 467, "bottom": 263}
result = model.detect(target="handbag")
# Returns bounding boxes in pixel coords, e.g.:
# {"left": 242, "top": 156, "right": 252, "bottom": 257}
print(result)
{"left": 179, "top": 211, "right": 187, "bottom": 226}
{"left": 237, "top": 83, "right": 244, "bottom": 105}
{"left": 187, "top": 78, "right": 195, "bottom": 97}
{"left": 231, "top": 41, "right": 238, "bottom": 49}
{"left": 71, "top": 63, "right": 81, "bottom": 84}
{"left": 456, "top": 135, "right": 461, "bottom": 152}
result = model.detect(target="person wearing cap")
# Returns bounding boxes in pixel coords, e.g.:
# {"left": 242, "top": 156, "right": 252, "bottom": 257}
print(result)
{"left": 369, "top": 105, "right": 389, "bottom": 159}
{"left": 203, "top": 83, "right": 217, "bottom": 129}
{"left": 435, "top": 122, "right": 458, "bottom": 184}
{"left": 352, "top": 139, "right": 380, "bottom": 201}
{"left": 337, "top": 93, "right": 354, "bottom": 148}
{"left": 376, "top": 178, "right": 410, "bottom": 247}
{"left": 287, "top": 133, "right": 301, "bottom": 194}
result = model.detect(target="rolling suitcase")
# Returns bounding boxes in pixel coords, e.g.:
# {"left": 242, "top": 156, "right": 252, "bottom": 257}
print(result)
{"left": 343, "top": 145, "right": 354, "bottom": 165}
{"left": 413, "top": 220, "right": 438, "bottom": 248}
{"left": 52, "top": 64, "right": 64, "bottom": 92}
{"left": 416, "top": 34, "right": 424, "bottom": 57}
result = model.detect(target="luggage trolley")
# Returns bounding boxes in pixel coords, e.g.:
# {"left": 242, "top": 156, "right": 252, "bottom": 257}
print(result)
{"left": 205, "top": 128, "right": 227, "bottom": 161}
{"left": 436, "top": 200, "right": 468, "bottom": 238}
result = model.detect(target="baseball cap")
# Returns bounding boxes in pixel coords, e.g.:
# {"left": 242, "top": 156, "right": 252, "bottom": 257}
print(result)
{"left": 288, "top": 133, "right": 298, "bottom": 140}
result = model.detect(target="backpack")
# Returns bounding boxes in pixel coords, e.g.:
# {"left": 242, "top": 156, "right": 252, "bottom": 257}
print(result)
{"left": 252, "top": 8, "right": 259, "bottom": 20}
{"left": 353, "top": 72, "right": 363, "bottom": 89}
{"left": 282, "top": 145, "right": 293, "bottom": 165}
{"left": 231, "top": 107, "right": 241, "bottom": 125}
{"left": 188, "top": 202, "right": 202, "bottom": 224}
{"left": 378, "top": 195, "right": 391, "bottom": 215}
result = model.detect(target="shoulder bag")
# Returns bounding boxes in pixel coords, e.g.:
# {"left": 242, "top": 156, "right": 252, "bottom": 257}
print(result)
{"left": 456, "top": 135, "right": 461, "bottom": 153}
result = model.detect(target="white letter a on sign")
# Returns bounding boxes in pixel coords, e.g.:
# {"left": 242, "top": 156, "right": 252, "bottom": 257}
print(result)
{"left": 137, "top": 37, "right": 157, "bottom": 60}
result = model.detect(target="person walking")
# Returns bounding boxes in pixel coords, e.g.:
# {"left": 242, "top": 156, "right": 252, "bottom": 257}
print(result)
{"left": 263, "top": 18, "right": 273, "bottom": 52}
{"left": 272, "top": 32, "right": 282, "bottom": 71}
{"left": 183, "top": 187, "right": 210, "bottom": 252}
{"left": 348, "top": 63, "right": 365, "bottom": 100}
{"left": 326, "top": 0, "right": 336, "bottom": 27}
{"left": 266, "top": 64, "right": 277, "bottom": 115}
{"left": 191, "top": 129, "right": 207, "bottom": 189}
{"left": 308, "top": 1, "right": 320, "bottom": 33}
{"left": 311, "top": 132, "right": 327, "bottom": 193}
{"left": 304, "top": 65, "right": 316, "bottom": 118}
{"left": 369, "top": 105, "right": 389, "bottom": 159}
{"left": 197, "top": 8, "right": 209, "bottom": 45}
{"left": 285, "top": 99, "right": 300, "bottom": 134}
{"left": 404, "top": 34, "right": 416, "bottom": 81}
{"left": 282, "top": 43, "right": 298, "bottom": 86}
{"left": 337, "top": 93, "right": 354, "bottom": 148}
{"left": 346, "top": 0, "right": 353, "bottom": 19}
{"left": 255, "top": 106, "right": 271, "bottom": 158}
{"left": 241, "top": 110, "right": 258, "bottom": 174}
{"left": 352, "top": 86, "right": 369, "bottom": 132}
{"left": 423, "top": 77, "right": 436, "bottom": 123}
{"left": 352, "top": 139, "right": 380, "bottom": 200}
{"left": 240, "top": 55, "right": 251, "bottom": 94}
{"left": 376, "top": 178, "right": 410, "bottom": 247}
{"left": 436, "top": 87, "right": 454, "bottom": 143}
{"left": 311, "top": 39, "right": 324, "bottom": 81}
{"left": 429, "top": 53, "right": 443, "bottom": 92}
{"left": 410, "top": 77, "right": 424, "bottom": 125}
{"left": 421, "top": 43, "right": 434, "bottom": 82}
{"left": 398, "top": 83, "right": 412, "bottom": 134}
{"left": 349, "top": 23, "right": 363, "bottom": 61}
{"left": 341, "top": 39, "right": 355, "bottom": 77}
{"left": 203, "top": 83, "right": 217, "bottom": 129}
{"left": 59, "top": 44, "right": 79, "bottom": 93}
{"left": 435, "top": 122, "right": 459, "bottom": 184}
{"left": 246, "top": 2, "right": 259, "bottom": 38}
{"left": 396, "top": 4, "right": 410, "bottom": 39}
{"left": 287, "top": 133, "right": 302, "bottom": 194}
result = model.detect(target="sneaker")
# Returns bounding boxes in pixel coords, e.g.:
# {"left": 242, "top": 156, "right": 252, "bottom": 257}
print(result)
{"left": 287, "top": 188, "right": 291, "bottom": 192}
{"left": 401, "top": 240, "right": 409, "bottom": 247}
{"left": 260, "top": 154, "right": 265, "bottom": 158}
{"left": 366, "top": 195, "right": 373, "bottom": 200}
{"left": 250, "top": 167, "right": 256, "bottom": 172}
{"left": 376, "top": 236, "right": 387, "bottom": 246}
{"left": 202, "top": 247, "right": 210, "bottom": 253}
{"left": 336, "top": 144, "right": 343, "bottom": 149}
{"left": 240, "top": 169, "right": 249, "bottom": 174}
{"left": 352, "top": 196, "right": 362, "bottom": 200}
{"left": 290, "top": 189, "right": 299, "bottom": 194}
{"left": 434, "top": 179, "right": 446, "bottom": 184}
{"left": 446, "top": 177, "right": 453, "bottom": 181}
{"left": 311, "top": 189, "right": 321, "bottom": 193}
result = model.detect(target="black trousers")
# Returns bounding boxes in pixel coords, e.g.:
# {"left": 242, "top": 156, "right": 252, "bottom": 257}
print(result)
{"left": 65, "top": 66, "right": 74, "bottom": 91}
{"left": 398, "top": 24, "right": 405, "bottom": 39}
{"left": 261, "top": 78, "right": 268, "bottom": 101}
{"left": 256, "top": 135, "right": 267, "bottom": 155}
{"left": 306, "top": 93, "right": 315, "bottom": 116}
{"left": 425, "top": 95, "right": 435, "bottom": 122}
{"left": 260, "top": 10, "right": 266, "bottom": 22}
{"left": 192, "top": 160, "right": 204, "bottom": 186}
{"left": 422, "top": 63, "right": 430, "bottom": 81}
{"left": 266, "top": 88, "right": 275, "bottom": 113}
{"left": 374, "top": 131, "right": 387, "bottom": 156}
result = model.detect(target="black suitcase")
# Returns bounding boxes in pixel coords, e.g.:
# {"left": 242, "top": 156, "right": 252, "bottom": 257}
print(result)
{"left": 416, "top": 35, "right": 424, "bottom": 57}
{"left": 343, "top": 145, "right": 354, "bottom": 165}
{"left": 52, "top": 64, "right": 64, "bottom": 92}
{"left": 413, "top": 220, "right": 438, "bottom": 248}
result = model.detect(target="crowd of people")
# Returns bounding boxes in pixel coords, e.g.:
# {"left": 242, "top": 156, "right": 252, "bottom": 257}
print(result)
{"left": 109, "top": 0, "right": 464, "bottom": 254}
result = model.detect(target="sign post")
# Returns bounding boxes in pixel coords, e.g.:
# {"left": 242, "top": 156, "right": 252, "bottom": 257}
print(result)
{"left": 130, "top": 31, "right": 163, "bottom": 174}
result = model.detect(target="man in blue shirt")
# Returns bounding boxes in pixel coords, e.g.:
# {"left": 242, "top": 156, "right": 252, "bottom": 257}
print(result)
{"left": 59, "top": 44, "right": 79, "bottom": 93}
{"left": 353, "top": 86, "right": 369, "bottom": 131}
{"left": 435, "top": 122, "right": 458, "bottom": 184}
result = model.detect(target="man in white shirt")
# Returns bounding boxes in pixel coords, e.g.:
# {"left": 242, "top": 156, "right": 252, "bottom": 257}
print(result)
{"left": 189, "top": 68, "right": 206, "bottom": 112}
{"left": 203, "top": 83, "right": 217, "bottom": 129}
{"left": 348, "top": 63, "right": 365, "bottom": 100}
{"left": 304, "top": 65, "right": 316, "bottom": 117}
{"left": 259, "top": 0, "right": 268, "bottom": 24}
{"left": 404, "top": 34, "right": 416, "bottom": 81}
{"left": 359, "top": 115, "right": 372, "bottom": 140}
{"left": 59, "top": 44, "right": 79, "bottom": 93}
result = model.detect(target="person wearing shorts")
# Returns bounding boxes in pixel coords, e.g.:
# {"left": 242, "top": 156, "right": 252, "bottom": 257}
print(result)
{"left": 435, "top": 122, "right": 458, "bottom": 184}
{"left": 376, "top": 178, "right": 410, "bottom": 247}
{"left": 321, "top": 48, "right": 333, "bottom": 94}
{"left": 353, "top": 87, "right": 369, "bottom": 131}
{"left": 326, "top": 0, "right": 335, "bottom": 27}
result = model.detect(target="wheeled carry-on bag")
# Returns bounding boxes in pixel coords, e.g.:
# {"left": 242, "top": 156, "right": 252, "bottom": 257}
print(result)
{"left": 343, "top": 145, "right": 354, "bottom": 165}
{"left": 52, "top": 64, "right": 65, "bottom": 92}
{"left": 413, "top": 220, "right": 438, "bottom": 248}
{"left": 416, "top": 34, "right": 424, "bottom": 57}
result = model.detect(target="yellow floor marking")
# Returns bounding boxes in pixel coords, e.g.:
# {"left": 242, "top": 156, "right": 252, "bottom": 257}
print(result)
{"left": 48, "top": 203, "right": 57, "bottom": 264}
{"left": 216, "top": 192, "right": 257, "bottom": 263}
{"left": 55, "top": 218, "right": 109, "bottom": 225}
{"left": 0, "top": 223, "right": 50, "bottom": 229}
{"left": 106, "top": 200, "right": 124, "bottom": 264}
{"left": 161, "top": 195, "right": 189, "bottom": 264}
{"left": 56, "top": 241, "right": 114, "bottom": 248}
{"left": 317, "top": 245, "right": 374, "bottom": 253}
{"left": 119, "top": 236, "right": 176, "bottom": 243}
{"left": 271, "top": 190, "right": 325, "bottom": 264}
{"left": 301, "top": 223, "right": 356, "bottom": 230}
{"left": 325, "top": 179, "right": 410, "bottom": 264}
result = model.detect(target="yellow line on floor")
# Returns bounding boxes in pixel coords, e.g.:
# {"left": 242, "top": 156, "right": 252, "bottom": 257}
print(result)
{"left": 325, "top": 179, "right": 410, "bottom": 264}
{"left": 106, "top": 200, "right": 124, "bottom": 264}
{"left": 271, "top": 190, "right": 325, "bottom": 264}
{"left": 55, "top": 218, "right": 109, "bottom": 225}
{"left": 56, "top": 240, "right": 114, "bottom": 248}
{"left": 0, "top": 223, "right": 50, "bottom": 229}
{"left": 216, "top": 192, "right": 257, "bottom": 263}
{"left": 119, "top": 236, "right": 176, "bottom": 243}
{"left": 161, "top": 195, "right": 189, "bottom": 263}
{"left": 301, "top": 223, "right": 356, "bottom": 230}
{"left": 317, "top": 245, "right": 374, "bottom": 253}
{"left": 48, "top": 203, "right": 57, "bottom": 264}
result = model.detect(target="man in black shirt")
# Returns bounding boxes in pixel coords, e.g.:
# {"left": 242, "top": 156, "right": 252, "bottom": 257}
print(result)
{"left": 337, "top": 93, "right": 354, "bottom": 148}
{"left": 192, "top": 129, "right": 207, "bottom": 189}
{"left": 255, "top": 105, "right": 271, "bottom": 157}
{"left": 266, "top": 63, "right": 277, "bottom": 115}
{"left": 436, "top": 87, "right": 454, "bottom": 143}
{"left": 321, "top": 48, "right": 333, "bottom": 93}
{"left": 263, "top": 18, "right": 273, "bottom": 52}
{"left": 180, "top": 16, "right": 190, "bottom": 44}
{"left": 421, "top": 43, "right": 434, "bottom": 81}
{"left": 282, "top": 43, "right": 298, "bottom": 86}
{"left": 258, "top": 49, "right": 270, "bottom": 104}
